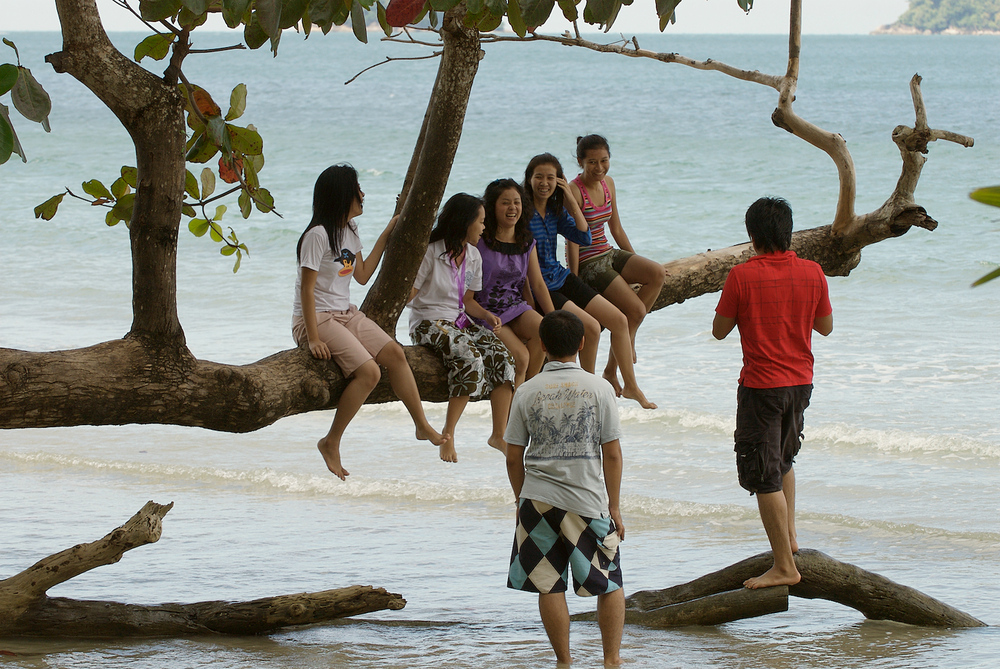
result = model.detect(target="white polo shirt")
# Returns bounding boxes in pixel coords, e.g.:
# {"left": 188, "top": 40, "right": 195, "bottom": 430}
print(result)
{"left": 408, "top": 240, "right": 482, "bottom": 334}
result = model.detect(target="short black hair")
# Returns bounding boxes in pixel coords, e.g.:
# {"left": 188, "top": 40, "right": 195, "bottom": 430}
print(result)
{"left": 745, "top": 196, "right": 793, "bottom": 253}
{"left": 539, "top": 310, "right": 585, "bottom": 359}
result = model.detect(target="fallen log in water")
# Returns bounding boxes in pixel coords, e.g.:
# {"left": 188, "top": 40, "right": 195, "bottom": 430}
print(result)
{"left": 0, "top": 501, "right": 405, "bottom": 637}
{"left": 574, "top": 549, "right": 985, "bottom": 628}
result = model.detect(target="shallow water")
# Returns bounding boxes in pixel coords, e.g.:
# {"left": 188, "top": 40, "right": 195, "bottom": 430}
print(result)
{"left": 2, "top": 26, "right": 999, "bottom": 668}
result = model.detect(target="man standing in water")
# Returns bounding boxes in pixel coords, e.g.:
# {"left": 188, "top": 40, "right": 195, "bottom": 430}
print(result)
{"left": 713, "top": 197, "right": 833, "bottom": 589}
{"left": 505, "top": 310, "right": 625, "bottom": 665}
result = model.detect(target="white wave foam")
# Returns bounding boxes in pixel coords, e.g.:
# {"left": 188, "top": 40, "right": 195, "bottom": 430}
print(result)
{"left": 807, "top": 423, "right": 1000, "bottom": 459}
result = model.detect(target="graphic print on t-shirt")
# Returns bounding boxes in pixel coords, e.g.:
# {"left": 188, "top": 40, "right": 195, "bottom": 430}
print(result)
{"left": 337, "top": 248, "right": 357, "bottom": 277}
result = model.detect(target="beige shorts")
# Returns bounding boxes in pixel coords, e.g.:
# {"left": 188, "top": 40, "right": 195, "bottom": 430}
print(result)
{"left": 292, "top": 305, "right": 393, "bottom": 377}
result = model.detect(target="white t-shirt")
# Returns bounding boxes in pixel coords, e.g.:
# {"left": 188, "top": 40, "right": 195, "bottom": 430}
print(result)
{"left": 408, "top": 239, "right": 482, "bottom": 334}
{"left": 293, "top": 223, "right": 363, "bottom": 316}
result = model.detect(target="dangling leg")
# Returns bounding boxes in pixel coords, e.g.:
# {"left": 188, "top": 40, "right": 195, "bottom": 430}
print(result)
{"left": 317, "top": 360, "right": 381, "bottom": 480}
{"left": 585, "top": 295, "right": 655, "bottom": 409}
{"left": 375, "top": 341, "right": 447, "bottom": 447}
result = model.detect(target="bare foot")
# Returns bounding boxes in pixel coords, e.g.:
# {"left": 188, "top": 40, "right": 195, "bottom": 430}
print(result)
{"left": 439, "top": 439, "right": 458, "bottom": 463}
{"left": 317, "top": 438, "right": 350, "bottom": 481}
{"left": 790, "top": 535, "right": 799, "bottom": 554}
{"left": 487, "top": 434, "right": 507, "bottom": 455}
{"left": 622, "top": 384, "right": 657, "bottom": 410}
{"left": 744, "top": 565, "right": 801, "bottom": 589}
{"left": 603, "top": 370, "right": 623, "bottom": 397}
{"left": 416, "top": 423, "right": 447, "bottom": 446}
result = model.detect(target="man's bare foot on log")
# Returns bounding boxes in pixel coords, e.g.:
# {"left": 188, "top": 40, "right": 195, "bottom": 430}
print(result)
{"left": 317, "top": 438, "right": 349, "bottom": 481}
{"left": 744, "top": 565, "right": 801, "bottom": 589}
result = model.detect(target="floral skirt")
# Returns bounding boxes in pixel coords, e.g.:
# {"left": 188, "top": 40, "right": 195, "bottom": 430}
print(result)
{"left": 411, "top": 319, "right": 515, "bottom": 399}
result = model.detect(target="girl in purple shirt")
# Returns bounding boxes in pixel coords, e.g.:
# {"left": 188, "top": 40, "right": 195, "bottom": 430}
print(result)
{"left": 474, "top": 179, "right": 555, "bottom": 386}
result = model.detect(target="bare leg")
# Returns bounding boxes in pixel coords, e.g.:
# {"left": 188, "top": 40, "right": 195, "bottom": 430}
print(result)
{"left": 585, "top": 295, "right": 655, "bottom": 409}
{"left": 487, "top": 382, "right": 513, "bottom": 454}
{"left": 507, "top": 310, "right": 545, "bottom": 382}
{"left": 619, "top": 254, "right": 666, "bottom": 318}
{"left": 602, "top": 275, "right": 649, "bottom": 361}
{"left": 441, "top": 396, "right": 468, "bottom": 463}
{"left": 783, "top": 468, "right": 798, "bottom": 553}
{"left": 597, "top": 588, "right": 625, "bottom": 667}
{"left": 375, "top": 342, "right": 447, "bottom": 447}
{"left": 538, "top": 592, "right": 572, "bottom": 665}
{"left": 317, "top": 360, "right": 381, "bottom": 480}
{"left": 558, "top": 301, "right": 602, "bottom": 376}
{"left": 496, "top": 325, "right": 530, "bottom": 388}
{"left": 744, "top": 488, "right": 801, "bottom": 589}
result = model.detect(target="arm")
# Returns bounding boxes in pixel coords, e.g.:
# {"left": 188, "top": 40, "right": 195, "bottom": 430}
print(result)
{"left": 353, "top": 215, "right": 398, "bottom": 285}
{"left": 601, "top": 439, "right": 625, "bottom": 540}
{"left": 604, "top": 177, "right": 635, "bottom": 254}
{"left": 567, "top": 241, "right": 580, "bottom": 276}
{"left": 562, "top": 179, "right": 589, "bottom": 234}
{"left": 814, "top": 313, "right": 833, "bottom": 336}
{"left": 299, "top": 269, "right": 331, "bottom": 359}
{"left": 527, "top": 248, "right": 555, "bottom": 313}
{"left": 712, "top": 314, "right": 737, "bottom": 340}
{"left": 463, "top": 289, "right": 501, "bottom": 331}
{"left": 506, "top": 443, "right": 526, "bottom": 501}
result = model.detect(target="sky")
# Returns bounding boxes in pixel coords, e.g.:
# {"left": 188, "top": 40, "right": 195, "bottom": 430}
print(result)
{"left": 1, "top": 0, "right": 910, "bottom": 35}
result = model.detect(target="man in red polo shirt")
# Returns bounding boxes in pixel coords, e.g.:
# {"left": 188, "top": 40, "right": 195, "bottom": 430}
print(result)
{"left": 713, "top": 197, "right": 833, "bottom": 589}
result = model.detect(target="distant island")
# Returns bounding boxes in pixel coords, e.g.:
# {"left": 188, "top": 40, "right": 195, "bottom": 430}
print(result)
{"left": 873, "top": 0, "right": 1000, "bottom": 34}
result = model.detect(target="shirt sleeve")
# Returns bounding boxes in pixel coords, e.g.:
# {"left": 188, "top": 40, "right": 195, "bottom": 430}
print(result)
{"left": 504, "top": 389, "right": 529, "bottom": 447}
{"left": 467, "top": 245, "right": 483, "bottom": 293}
{"left": 815, "top": 269, "right": 832, "bottom": 318}
{"left": 413, "top": 247, "right": 433, "bottom": 293}
{"left": 557, "top": 208, "right": 593, "bottom": 246}
{"left": 299, "top": 227, "right": 328, "bottom": 272}
{"left": 599, "top": 386, "right": 624, "bottom": 445}
{"left": 715, "top": 268, "right": 740, "bottom": 318}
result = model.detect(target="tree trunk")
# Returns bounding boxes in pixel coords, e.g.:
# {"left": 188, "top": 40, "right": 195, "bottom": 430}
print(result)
{"left": 0, "top": 502, "right": 406, "bottom": 637}
{"left": 596, "top": 549, "right": 986, "bottom": 628}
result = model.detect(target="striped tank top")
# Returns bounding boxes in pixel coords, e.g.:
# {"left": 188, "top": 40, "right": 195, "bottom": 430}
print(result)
{"left": 572, "top": 175, "right": 614, "bottom": 263}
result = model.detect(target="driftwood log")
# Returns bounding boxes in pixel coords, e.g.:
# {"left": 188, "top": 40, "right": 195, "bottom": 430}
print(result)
{"left": 0, "top": 501, "right": 405, "bottom": 637}
{"left": 573, "top": 549, "right": 985, "bottom": 628}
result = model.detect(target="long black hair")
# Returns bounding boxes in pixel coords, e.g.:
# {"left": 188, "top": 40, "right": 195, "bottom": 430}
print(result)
{"left": 296, "top": 164, "right": 360, "bottom": 262}
{"left": 482, "top": 178, "right": 532, "bottom": 254}
{"left": 522, "top": 153, "right": 566, "bottom": 221}
{"left": 428, "top": 193, "right": 484, "bottom": 262}
{"left": 576, "top": 133, "right": 611, "bottom": 161}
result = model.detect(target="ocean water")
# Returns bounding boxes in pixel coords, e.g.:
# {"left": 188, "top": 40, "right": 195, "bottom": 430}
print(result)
{"left": 2, "top": 25, "right": 999, "bottom": 668}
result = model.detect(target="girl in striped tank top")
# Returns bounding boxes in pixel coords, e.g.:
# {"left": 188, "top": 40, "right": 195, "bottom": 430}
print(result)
{"left": 569, "top": 135, "right": 667, "bottom": 396}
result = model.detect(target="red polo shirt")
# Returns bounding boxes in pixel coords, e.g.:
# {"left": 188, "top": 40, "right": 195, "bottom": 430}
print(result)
{"left": 716, "top": 251, "right": 832, "bottom": 389}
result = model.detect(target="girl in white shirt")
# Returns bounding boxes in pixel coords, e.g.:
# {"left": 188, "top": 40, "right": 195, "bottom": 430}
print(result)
{"left": 293, "top": 165, "right": 446, "bottom": 480}
{"left": 408, "top": 193, "right": 516, "bottom": 462}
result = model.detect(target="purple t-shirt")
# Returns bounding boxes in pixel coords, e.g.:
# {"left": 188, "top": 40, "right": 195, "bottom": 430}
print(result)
{"left": 473, "top": 238, "right": 536, "bottom": 326}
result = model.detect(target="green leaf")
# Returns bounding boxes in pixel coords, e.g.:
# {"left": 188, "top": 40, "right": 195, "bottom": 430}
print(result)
{"left": 139, "top": 0, "right": 183, "bottom": 21}
{"left": 376, "top": 2, "right": 391, "bottom": 34}
{"left": 428, "top": 0, "right": 461, "bottom": 10}
{"left": 484, "top": 0, "right": 506, "bottom": 14}
{"left": 185, "top": 169, "right": 200, "bottom": 199}
{"left": 121, "top": 166, "right": 138, "bottom": 188}
{"left": 604, "top": 0, "right": 622, "bottom": 30}
{"left": 254, "top": 187, "right": 275, "bottom": 213}
{"left": 178, "top": 7, "right": 209, "bottom": 29}
{"left": 737, "top": 0, "right": 753, "bottom": 13}
{"left": 232, "top": 249, "right": 243, "bottom": 273}
{"left": 134, "top": 33, "right": 174, "bottom": 63}
{"left": 183, "top": 204, "right": 197, "bottom": 217}
{"left": 970, "top": 186, "right": 1000, "bottom": 208}
{"left": 106, "top": 209, "right": 122, "bottom": 226}
{"left": 477, "top": 11, "right": 502, "bottom": 31}
{"left": 221, "top": 244, "right": 237, "bottom": 256}
{"left": 214, "top": 204, "right": 228, "bottom": 220}
{"left": 555, "top": 0, "right": 576, "bottom": 21}
{"left": 201, "top": 167, "right": 216, "bottom": 199}
{"left": 244, "top": 14, "right": 270, "bottom": 49}
{"left": 11, "top": 67, "right": 52, "bottom": 131}
{"left": 256, "top": 0, "right": 284, "bottom": 37}
{"left": 186, "top": 132, "right": 220, "bottom": 163}
{"left": 507, "top": 0, "right": 527, "bottom": 36}
{"left": 0, "top": 63, "right": 18, "bottom": 96}
{"left": 229, "top": 125, "right": 263, "bottom": 156}
{"left": 466, "top": 0, "right": 483, "bottom": 13}
{"left": 209, "top": 222, "right": 224, "bottom": 242}
{"left": 310, "top": 0, "right": 337, "bottom": 30}
{"left": 205, "top": 115, "right": 231, "bottom": 156}
{"left": 655, "top": 0, "right": 680, "bottom": 22}
{"left": 34, "top": 193, "right": 65, "bottom": 220}
{"left": 222, "top": 0, "right": 252, "bottom": 28}
{"left": 351, "top": 0, "right": 369, "bottom": 43}
{"left": 182, "top": 0, "right": 209, "bottom": 12}
{"left": 582, "top": 0, "right": 613, "bottom": 25}
{"left": 82, "top": 179, "right": 113, "bottom": 201}
{"left": 0, "top": 115, "right": 12, "bottom": 165}
{"left": 280, "top": 0, "right": 310, "bottom": 28}
{"left": 972, "top": 266, "right": 1000, "bottom": 287}
{"left": 111, "top": 193, "right": 136, "bottom": 224}
{"left": 189, "top": 218, "right": 211, "bottom": 237}
{"left": 225, "top": 83, "right": 247, "bottom": 121}
{"left": 3, "top": 38, "right": 20, "bottom": 64}
{"left": 239, "top": 189, "right": 252, "bottom": 218}
{"left": 0, "top": 103, "right": 23, "bottom": 162}
{"left": 111, "top": 177, "right": 131, "bottom": 199}
{"left": 519, "top": 0, "right": 554, "bottom": 28}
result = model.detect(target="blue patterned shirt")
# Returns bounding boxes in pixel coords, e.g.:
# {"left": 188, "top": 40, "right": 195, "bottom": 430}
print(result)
{"left": 527, "top": 206, "right": 592, "bottom": 291}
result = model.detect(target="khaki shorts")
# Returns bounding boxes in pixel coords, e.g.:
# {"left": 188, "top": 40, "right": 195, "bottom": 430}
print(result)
{"left": 292, "top": 305, "right": 393, "bottom": 377}
{"left": 578, "top": 248, "right": 635, "bottom": 293}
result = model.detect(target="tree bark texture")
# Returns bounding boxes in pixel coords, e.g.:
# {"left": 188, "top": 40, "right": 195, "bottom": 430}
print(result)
{"left": 610, "top": 549, "right": 985, "bottom": 628}
{"left": 0, "top": 502, "right": 406, "bottom": 637}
